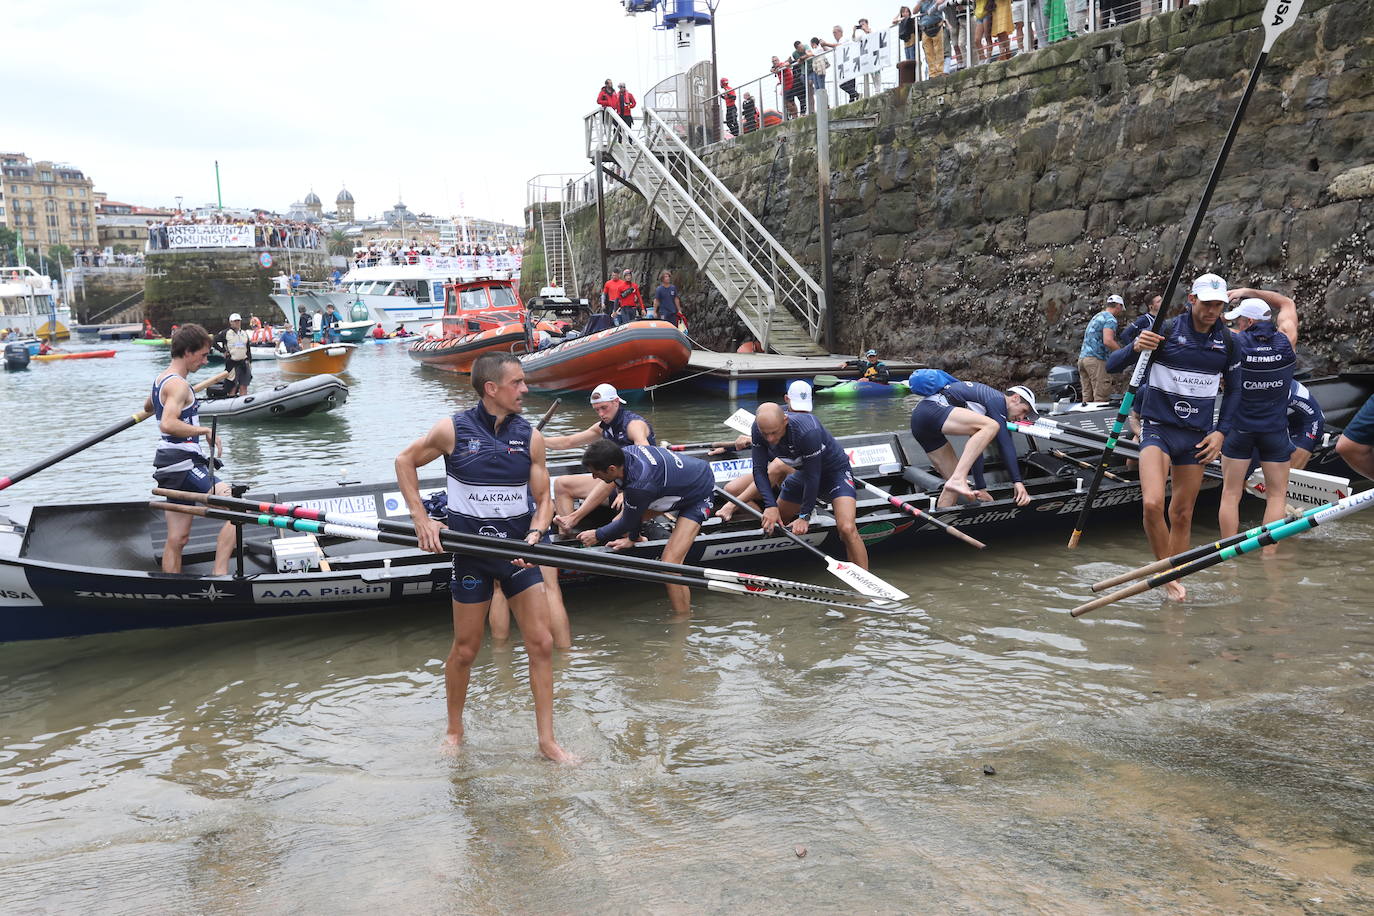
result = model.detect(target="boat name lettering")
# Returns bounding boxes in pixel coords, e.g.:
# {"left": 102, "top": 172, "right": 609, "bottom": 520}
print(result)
{"left": 1036, "top": 487, "right": 1141, "bottom": 515}
{"left": 699, "top": 535, "right": 826, "bottom": 560}
{"left": 253, "top": 582, "right": 390, "bottom": 603}
{"left": 74, "top": 589, "right": 228, "bottom": 601}
{"left": 297, "top": 495, "right": 379, "bottom": 517}
{"left": 0, "top": 588, "right": 36, "bottom": 600}
{"left": 951, "top": 508, "right": 1021, "bottom": 526}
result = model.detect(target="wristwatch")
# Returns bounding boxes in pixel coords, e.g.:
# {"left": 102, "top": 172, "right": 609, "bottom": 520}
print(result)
{"left": 527, "top": 528, "right": 545, "bottom": 538}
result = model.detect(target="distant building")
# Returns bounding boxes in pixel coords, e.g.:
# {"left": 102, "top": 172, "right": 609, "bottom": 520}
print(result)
{"left": 304, "top": 189, "right": 322, "bottom": 219}
{"left": 1, "top": 152, "right": 97, "bottom": 249}
{"left": 335, "top": 187, "right": 354, "bottom": 222}
{"left": 439, "top": 215, "right": 522, "bottom": 250}
{"left": 95, "top": 195, "right": 175, "bottom": 252}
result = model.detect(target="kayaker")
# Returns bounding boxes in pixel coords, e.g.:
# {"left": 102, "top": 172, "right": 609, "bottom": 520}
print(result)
{"left": 393, "top": 351, "right": 574, "bottom": 764}
{"left": 840, "top": 349, "right": 890, "bottom": 383}
{"left": 145, "top": 323, "right": 235, "bottom": 576}
{"left": 1216, "top": 288, "right": 1299, "bottom": 544}
{"left": 548, "top": 384, "right": 656, "bottom": 534}
{"left": 909, "top": 380, "right": 1037, "bottom": 508}
{"left": 395, "top": 323, "right": 412, "bottom": 337}
{"left": 1105, "top": 273, "right": 1242, "bottom": 601}
{"left": 577, "top": 440, "right": 716, "bottom": 616}
{"left": 750, "top": 401, "right": 870, "bottom": 570}
{"left": 371, "top": 323, "right": 386, "bottom": 339}
{"left": 38, "top": 338, "right": 56, "bottom": 356}
{"left": 214, "top": 313, "right": 252, "bottom": 396}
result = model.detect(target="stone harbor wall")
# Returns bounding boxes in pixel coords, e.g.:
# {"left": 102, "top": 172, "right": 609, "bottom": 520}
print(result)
{"left": 536, "top": 0, "right": 1373, "bottom": 387}
{"left": 144, "top": 248, "right": 330, "bottom": 334}
{"left": 70, "top": 268, "right": 145, "bottom": 324}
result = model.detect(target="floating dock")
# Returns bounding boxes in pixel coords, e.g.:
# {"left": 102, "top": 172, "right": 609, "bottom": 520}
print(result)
{"left": 677, "top": 351, "right": 926, "bottom": 398}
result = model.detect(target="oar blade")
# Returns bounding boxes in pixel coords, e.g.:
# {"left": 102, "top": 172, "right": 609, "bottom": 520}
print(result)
{"left": 824, "top": 557, "right": 908, "bottom": 601}
{"left": 723, "top": 408, "right": 755, "bottom": 435}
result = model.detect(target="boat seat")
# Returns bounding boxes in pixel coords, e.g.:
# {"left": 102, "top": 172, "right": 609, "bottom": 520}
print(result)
{"left": 902, "top": 465, "right": 946, "bottom": 493}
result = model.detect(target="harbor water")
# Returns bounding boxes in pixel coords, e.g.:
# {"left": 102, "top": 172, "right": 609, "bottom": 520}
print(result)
{"left": 2, "top": 340, "right": 1373, "bottom": 912}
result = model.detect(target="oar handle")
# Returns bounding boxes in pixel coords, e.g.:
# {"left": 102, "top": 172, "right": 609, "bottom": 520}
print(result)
{"left": 535, "top": 398, "right": 561, "bottom": 431}
{"left": 1071, "top": 579, "right": 1150, "bottom": 617}
{"left": 1091, "top": 556, "right": 1174, "bottom": 593}
{"left": 713, "top": 486, "right": 828, "bottom": 560}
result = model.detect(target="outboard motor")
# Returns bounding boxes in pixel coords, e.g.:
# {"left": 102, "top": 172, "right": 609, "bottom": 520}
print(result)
{"left": 3, "top": 341, "right": 30, "bottom": 371}
{"left": 204, "top": 376, "right": 236, "bottom": 400}
{"left": 1047, "top": 365, "right": 1080, "bottom": 402}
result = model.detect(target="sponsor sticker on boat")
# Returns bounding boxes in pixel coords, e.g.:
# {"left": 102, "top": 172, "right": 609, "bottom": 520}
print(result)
{"left": 844, "top": 443, "right": 897, "bottom": 469}
{"left": 253, "top": 579, "right": 391, "bottom": 604}
{"left": 296, "top": 493, "right": 381, "bottom": 521}
{"left": 0, "top": 565, "right": 42, "bottom": 606}
{"left": 709, "top": 458, "right": 752, "bottom": 483}
{"left": 699, "top": 532, "right": 828, "bottom": 560}
{"left": 1246, "top": 468, "right": 1349, "bottom": 507}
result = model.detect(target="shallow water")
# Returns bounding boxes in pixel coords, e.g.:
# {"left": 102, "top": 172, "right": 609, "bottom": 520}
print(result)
{"left": 2, "top": 340, "right": 1373, "bottom": 912}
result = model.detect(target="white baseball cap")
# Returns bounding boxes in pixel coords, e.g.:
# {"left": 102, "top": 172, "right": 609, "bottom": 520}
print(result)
{"left": 787, "top": 379, "right": 814, "bottom": 412}
{"left": 1106, "top": 294, "right": 1124, "bottom": 306}
{"left": 1008, "top": 385, "right": 1039, "bottom": 416}
{"left": 589, "top": 383, "right": 625, "bottom": 405}
{"left": 228, "top": 313, "right": 242, "bottom": 321}
{"left": 1224, "top": 297, "right": 1272, "bottom": 321}
{"left": 1189, "top": 273, "right": 1229, "bottom": 302}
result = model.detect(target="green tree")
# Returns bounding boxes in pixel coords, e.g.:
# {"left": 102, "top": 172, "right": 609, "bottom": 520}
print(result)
{"left": 327, "top": 229, "right": 352, "bottom": 257}
{"left": 0, "top": 226, "right": 16, "bottom": 264}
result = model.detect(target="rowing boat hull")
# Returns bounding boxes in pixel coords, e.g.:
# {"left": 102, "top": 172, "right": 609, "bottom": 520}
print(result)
{"left": 407, "top": 326, "right": 528, "bottom": 372}
{"left": 276, "top": 344, "right": 357, "bottom": 375}
{"left": 520, "top": 320, "right": 690, "bottom": 392}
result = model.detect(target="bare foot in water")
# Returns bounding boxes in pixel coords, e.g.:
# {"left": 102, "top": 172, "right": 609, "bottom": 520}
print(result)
{"left": 441, "top": 729, "right": 463, "bottom": 752}
{"left": 540, "top": 739, "right": 580, "bottom": 765}
{"left": 1163, "top": 580, "right": 1187, "bottom": 602}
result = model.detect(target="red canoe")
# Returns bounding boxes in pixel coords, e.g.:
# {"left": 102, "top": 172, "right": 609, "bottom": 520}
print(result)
{"left": 32, "top": 349, "right": 117, "bottom": 362}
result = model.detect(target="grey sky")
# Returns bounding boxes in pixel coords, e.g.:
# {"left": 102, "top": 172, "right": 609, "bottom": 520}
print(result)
{"left": 4, "top": 0, "right": 860, "bottom": 225}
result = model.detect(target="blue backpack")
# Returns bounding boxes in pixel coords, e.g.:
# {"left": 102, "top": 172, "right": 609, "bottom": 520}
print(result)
{"left": 907, "top": 368, "right": 959, "bottom": 395}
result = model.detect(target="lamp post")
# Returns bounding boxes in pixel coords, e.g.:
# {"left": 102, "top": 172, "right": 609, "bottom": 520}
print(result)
{"left": 707, "top": 0, "right": 720, "bottom": 145}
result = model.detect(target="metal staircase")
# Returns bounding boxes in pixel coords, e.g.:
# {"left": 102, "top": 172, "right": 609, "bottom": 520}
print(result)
{"left": 538, "top": 205, "right": 577, "bottom": 293}
{"left": 585, "top": 108, "right": 828, "bottom": 356}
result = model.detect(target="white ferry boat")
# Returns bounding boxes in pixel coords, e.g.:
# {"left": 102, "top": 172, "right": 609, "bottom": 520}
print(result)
{"left": 0, "top": 266, "right": 70, "bottom": 339}
{"left": 268, "top": 248, "right": 522, "bottom": 334}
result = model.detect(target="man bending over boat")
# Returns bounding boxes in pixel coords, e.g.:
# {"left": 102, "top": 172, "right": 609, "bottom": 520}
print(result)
{"left": 146, "top": 324, "right": 235, "bottom": 576}
{"left": 715, "top": 380, "right": 812, "bottom": 523}
{"left": 395, "top": 351, "right": 574, "bottom": 763}
{"left": 577, "top": 441, "right": 716, "bottom": 615}
{"left": 908, "top": 381, "right": 1036, "bottom": 508}
{"left": 750, "top": 402, "right": 869, "bottom": 569}
{"left": 549, "top": 384, "right": 655, "bottom": 534}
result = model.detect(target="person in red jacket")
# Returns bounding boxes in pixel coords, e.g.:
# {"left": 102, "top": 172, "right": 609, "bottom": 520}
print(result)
{"left": 721, "top": 77, "right": 738, "bottom": 137}
{"left": 614, "top": 82, "right": 636, "bottom": 128}
{"left": 772, "top": 56, "right": 797, "bottom": 119}
{"left": 596, "top": 78, "right": 615, "bottom": 109}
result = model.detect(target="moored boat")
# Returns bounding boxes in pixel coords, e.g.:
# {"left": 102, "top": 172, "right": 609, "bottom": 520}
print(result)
{"left": 98, "top": 324, "right": 144, "bottom": 341}
{"left": 520, "top": 319, "right": 691, "bottom": 393}
{"left": 3, "top": 341, "right": 30, "bottom": 370}
{"left": 132, "top": 337, "right": 171, "bottom": 347}
{"left": 408, "top": 276, "right": 532, "bottom": 372}
{"left": 275, "top": 343, "right": 356, "bottom": 375}
{"left": 816, "top": 379, "right": 911, "bottom": 398}
{"left": 198, "top": 374, "right": 348, "bottom": 421}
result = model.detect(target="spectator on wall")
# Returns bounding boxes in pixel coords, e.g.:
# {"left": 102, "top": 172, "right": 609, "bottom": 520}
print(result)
{"left": 721, "top": 78, "right": 739, "bottom": 137}
{"left": 741, "top": 92, "right": 759, "bottom": 132}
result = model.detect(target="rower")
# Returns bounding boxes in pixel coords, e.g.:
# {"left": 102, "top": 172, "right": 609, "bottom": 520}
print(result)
{"left": 1286, "top": 381, "right": 1324, "bottom": 471}
{"left": 1335, "top": 392, "right": 1374, "bottom": 481}
{"left": 394, "top": 351, "right": 573, "bottom": 763}
{"left": 839, "top": 348, "right": 890, "bottom": 383}
{"left": 908, "top": 381, "right": 1036, "bottom": 507}
{"left": 577, "top": 440, "right": 716, "bottom": 616}
{"left": 548, "top": 384, "right": 655, "bottom": 533}
{"left": 1217, "top": 289, "right": 1299, "bottom": 541}
{"left": 715, "top": 379, "right": 812, "bottom": 523}
{"left": 750, "top": 402, "right": 869, "bottom": 569}
{"left": 1106, "top": 273, "right": 1242, "bottom": 601}
{"left": 145, "top": 324, "right": 235, "bottom": 576}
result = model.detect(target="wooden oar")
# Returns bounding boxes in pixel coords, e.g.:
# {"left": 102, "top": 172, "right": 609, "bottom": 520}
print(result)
{"left": 1090, "top": 505, "right": 1316, "bottom": 593}
{"left": 534, "top": 398, "right": 561, "bottom": 431}
{"left": 154, "top": 488, "right": 899, "bottom": 607}
{"left": 1067, "top": 0, "right": 1308, "bottom": 549}
{"left": 859, "top": 465, "right": 986, "bottom": 549}
{"left": 0, "top": 370, "right": 230, "bottom": 491}
{"left": 713, "top": 486, "right": 909, "bottom": 601}
{"left": 151, "top": 500, "right": 896, "bottom": 614}
{"left": 1071, "top": 485, "right": 1374, "bottom": 617}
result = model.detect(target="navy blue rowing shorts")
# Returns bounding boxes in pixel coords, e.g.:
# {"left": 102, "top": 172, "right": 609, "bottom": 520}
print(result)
{"left": 1223, "top": 428, "right": 1293, "bottom": 463}
{"left": 778, "top": 466, "right": 857, "bottom": 505}
{"left": 156, "top": 462, "right": 216, "bottom": 505}
{"left": 670, "top": 491, "right": 714, "bottom": 526}
{"left": 1139, "top": 421, "right": 1208, "bottom": 466}
{"left": 450, "top": 553, "right": 544, "bottom": 605}
{"left": 910, "top": 397, "right": 955, "bottom": 453}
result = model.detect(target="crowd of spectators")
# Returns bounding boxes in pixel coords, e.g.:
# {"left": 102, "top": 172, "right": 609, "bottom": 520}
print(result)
{"left": 72, "top": 249, "right": 144, "bottom": 267}
{"left": 351, "top": 241, "right": 523, "bottom": 269}
{"left": 145, "top": 213, "right": 323, "bottom": 251}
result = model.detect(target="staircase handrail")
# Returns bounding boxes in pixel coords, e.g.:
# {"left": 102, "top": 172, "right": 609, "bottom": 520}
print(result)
{"left": 586, "top": 108, "right": 777, "bottom": 327}
{"left": 642, "top": 107, "right": 825, "bottom": 340}
{"left": 83, "top": 287, "right": 145, "bottom": 324}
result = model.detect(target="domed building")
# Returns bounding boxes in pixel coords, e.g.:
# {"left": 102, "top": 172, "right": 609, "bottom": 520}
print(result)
{"left": 335, "top": 186, "right": 355, "bottom": 222}
{"left": 303, "top": 189, "right": 323, "bottom": 219}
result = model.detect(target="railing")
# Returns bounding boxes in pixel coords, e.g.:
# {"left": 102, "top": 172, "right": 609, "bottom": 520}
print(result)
{"left": 527, "top": 171, "right": 598, "bottom": 220}
{"left": 83, "top": 288, "right": 145, "bottom": 324}
{"left": 585, "top": 106, "right": 826, "bottom": 350}
{"left": 684, "top": 0, "right": 1185, "bottom": 149}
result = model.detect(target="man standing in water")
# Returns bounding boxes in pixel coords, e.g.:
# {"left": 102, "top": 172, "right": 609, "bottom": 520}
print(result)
{"left": 1107, "top": 274, "right": 1241, "bottom": 601}
{"left": 147, "top": 324, "right": 235, "bottom": 575}
{"left": 394, "top": 351, "right": 574, "bottom": 763}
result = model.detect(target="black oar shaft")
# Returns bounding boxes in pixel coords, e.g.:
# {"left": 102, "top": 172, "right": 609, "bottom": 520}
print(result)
{"left": 1068, "top": 50, "right": 1271, "bottom": 548}
{"left": 0, "top": 370, "right": 229, "bottom": 492}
